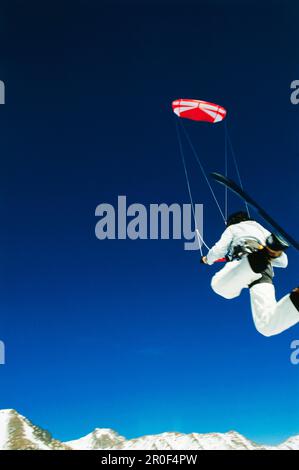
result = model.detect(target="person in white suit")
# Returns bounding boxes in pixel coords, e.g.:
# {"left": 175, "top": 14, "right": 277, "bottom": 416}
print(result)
{"left": 201, "top": 211, "right": 299, "bottom": 337}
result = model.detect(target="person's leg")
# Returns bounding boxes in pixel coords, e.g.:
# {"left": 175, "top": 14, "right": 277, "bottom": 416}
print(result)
{"left": 269, "top": 288, "right": 299, "bottom": 335}
{"left": 250, "top": 284, "right": 299, "bottom": 337}
{"left": 211, "top": 257, "right": 262, "bottom": 299}
{"left": 249, "top": 283, "right": 277, "bottom": 336}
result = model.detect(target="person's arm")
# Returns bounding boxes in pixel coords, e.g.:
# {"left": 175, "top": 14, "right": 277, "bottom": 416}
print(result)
{"left": 271, "top": 252, "right": 288, "bottom": 268}
{"left": 205, "top": 227, "right": 233, "bottom": 265}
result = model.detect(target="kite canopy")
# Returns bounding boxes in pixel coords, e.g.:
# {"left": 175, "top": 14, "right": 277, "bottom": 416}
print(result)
{"left": 172, "top": 98, "right": 227, "bottom": 123}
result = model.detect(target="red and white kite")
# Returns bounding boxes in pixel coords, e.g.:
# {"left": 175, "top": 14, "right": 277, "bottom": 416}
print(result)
{"left": 172, "top": 99, "right": 227, "bottom": 123}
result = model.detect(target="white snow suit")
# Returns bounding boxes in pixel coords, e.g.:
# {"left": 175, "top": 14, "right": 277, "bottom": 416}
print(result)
{"left": 206, "top": 220, "right": 299, "bottom": 337}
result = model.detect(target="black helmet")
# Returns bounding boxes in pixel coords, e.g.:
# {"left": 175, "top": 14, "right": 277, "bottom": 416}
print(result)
{"left": 227, "top": 211, "right": 252, "bottom": 227}
{"left": 266, "top": 233, "right": 289, "bottom": 252}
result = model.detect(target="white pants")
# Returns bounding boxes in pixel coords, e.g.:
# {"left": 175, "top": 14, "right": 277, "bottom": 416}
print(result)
{"left": 211, "top": 257, "right": 299, "bottom": 337}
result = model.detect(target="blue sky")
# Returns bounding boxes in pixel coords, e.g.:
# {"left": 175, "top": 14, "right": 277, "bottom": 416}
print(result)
{"left": 0, "top": 0, "right": 298, "bottom": 445}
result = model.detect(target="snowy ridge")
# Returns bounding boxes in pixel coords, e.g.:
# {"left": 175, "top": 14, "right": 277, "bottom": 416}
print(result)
{"left": 0, "top": 410, "right": 10, "bottom": 450}
{"left": 111, "top": 430, "right": 265, "bottom": 451}
{"left": 277, "top": 436, "right": 299, "bottom": 450}
{"left": 66, "top": 428, "right": 126, "bottom": 450}
{"left": 0, "top": 409, "right": 70, "bottom": 450}
{"left": 65, "top": 429, "right": 299, "bottom": 451}
{"left": 0, "top": 410, "right": 299, "bottom": 450}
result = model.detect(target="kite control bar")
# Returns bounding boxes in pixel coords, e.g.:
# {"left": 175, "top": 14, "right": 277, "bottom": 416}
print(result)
{"left": 201, "top": 256, "right": 228, "bottom": 264}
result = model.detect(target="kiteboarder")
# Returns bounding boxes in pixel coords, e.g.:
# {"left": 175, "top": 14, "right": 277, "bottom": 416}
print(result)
{"left": 201, "top": 211, "right": 299, "bottom": 337}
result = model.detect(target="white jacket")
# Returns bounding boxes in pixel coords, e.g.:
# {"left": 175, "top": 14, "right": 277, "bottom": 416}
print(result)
{"left": 206, "top": 220, "right": 288, "bottom": 268}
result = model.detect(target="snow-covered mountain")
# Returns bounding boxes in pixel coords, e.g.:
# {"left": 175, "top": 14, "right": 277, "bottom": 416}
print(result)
{"left": 65, "top": 428, "right": 126, "bottom": 450}
{"left": 277, "top": 435, "right": 299, "bottom": 450}
{"left": 0, "top": 409, "right": 70, "bottom": 450}
{"left": 65, "top": 429, "right": 299, "bottom": 451}
{"left": 67, "top": 430, "right": 274, "bottom": 450}
{"left": 110, "top": 431, "right": 265, "bottom": 450}
{"left": 1, "top": 409, "right": 299, "bottom": 450}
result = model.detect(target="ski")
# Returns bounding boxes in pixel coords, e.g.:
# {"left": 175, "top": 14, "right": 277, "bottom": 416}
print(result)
{"left": 211, "top": 172, "right": 299, "bottom": 251}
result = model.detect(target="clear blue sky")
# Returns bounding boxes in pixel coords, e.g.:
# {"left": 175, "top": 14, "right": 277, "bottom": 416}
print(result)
{"left": 0, "top": 0, "right": 298, "bottom": 446}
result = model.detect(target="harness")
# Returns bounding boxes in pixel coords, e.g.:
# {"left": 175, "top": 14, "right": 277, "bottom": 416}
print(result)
{"left": 226, "top": 237, "right": 264, "bottom": 261}
{"left": 227, "top": 237, "right": 275, "bottom": 287}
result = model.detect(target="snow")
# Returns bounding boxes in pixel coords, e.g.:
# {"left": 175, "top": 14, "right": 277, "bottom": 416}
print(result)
{"left": 112, "top": 431, "right": 259, "bottom": 451}
{"left": 0, "top": 409, "right": 11, "bottom": 450}
{"left": 65, "top": 429, "right": 273, "bottom": 450}
{"left": 66, "top": 428, "right": 125, "bottom": 450}
{"left": 1, "top": 409, "right": 299, "bottom": 450}
{"left": 0, "top": 409, "right": 63, "bottom": 450}
{"left": 66, "top": 429, "right": 299, "bottom": 451}
{"left": 20, "top": 415, "right": 50, "bottom": 450}
{"left": 278, "top": 436, "right": 299, "bottom": 450}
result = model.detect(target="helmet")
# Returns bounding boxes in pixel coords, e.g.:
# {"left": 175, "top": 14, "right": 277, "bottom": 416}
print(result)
{"left": 227, "top": 211, "right": 252, "bottom": 227}
{"left": 266, "top": 233, "right": 289, "bottom": 252}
